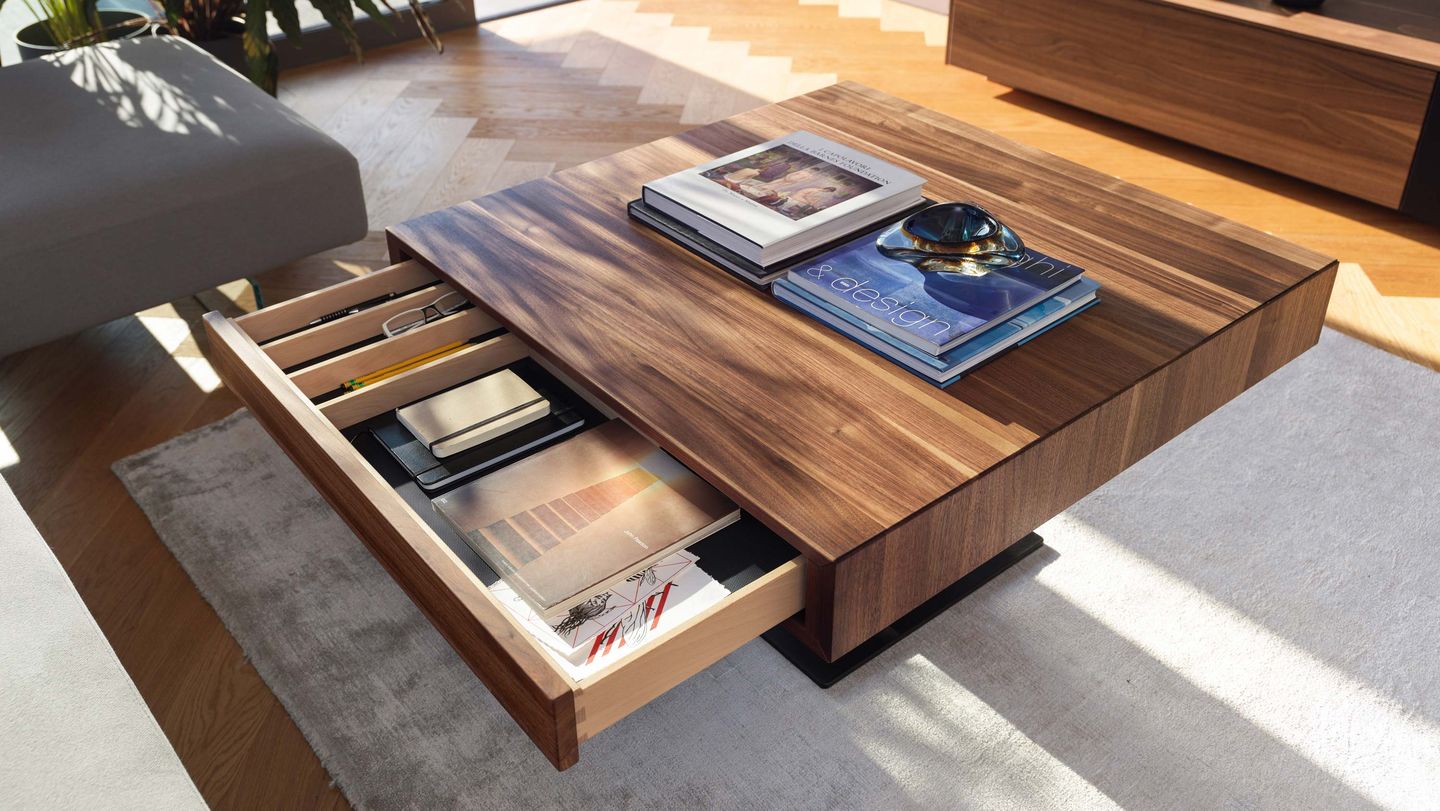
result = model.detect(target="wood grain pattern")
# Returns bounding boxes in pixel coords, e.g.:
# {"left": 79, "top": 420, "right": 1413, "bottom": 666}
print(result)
{"left": 389, "top": 81, "right": 1335, "bottom": 657}
{"left": 1, "top": 0, "right": 1425, "bottom": 799}
{"left": 947, "top": 0, "right": 1438, "bottom": 208}
{"left": 1166, "top": 0, "right": 1440, "bottom": 69}
{"left": 203, "top": 313, "right": 584, "bottom": 770}
{"left": 827, "top": 266, "right": 1337, "bottom": 654}
{"left": 390, "top": 82, "right": 1333, "bottom": 562}
{"left": 206, "top": 310, "right": 810, "bottom": 769}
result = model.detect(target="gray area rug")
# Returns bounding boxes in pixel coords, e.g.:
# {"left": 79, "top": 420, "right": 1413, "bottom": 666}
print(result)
{"left": 115, "top": 329, "right": 1440, "bottom": 810}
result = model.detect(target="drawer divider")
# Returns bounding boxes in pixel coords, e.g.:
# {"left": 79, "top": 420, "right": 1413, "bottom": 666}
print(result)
{"left": 261, "top": 283, "right": 456, "bottom": 371}
{"left": 236, "top": 260, "right": 437, "bottom": 343}
{"left": 288, "top": 308, "right": 502, "bottom": 399}
{"left": 316, "top": 333, "right": 531, "bottom": 430}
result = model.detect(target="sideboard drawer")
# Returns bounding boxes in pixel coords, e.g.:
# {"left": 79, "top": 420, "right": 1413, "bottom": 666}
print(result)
{"left": 202, "top": 262, "right": 805, "bottom": 770}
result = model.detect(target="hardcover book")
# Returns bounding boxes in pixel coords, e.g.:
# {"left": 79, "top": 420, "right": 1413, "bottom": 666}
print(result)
{"left": 774, "top": 276, "right": 1101, "bottom": 385}
{"left": 642, "top": 131, "right": 925, "bottom": 266}
{"left": 626, "top": 197, "right": 933, "bottom": 288}
{"left": 784, "top": 217, "right": 1086, "bottom": 355}
{"left": 432, "top": 420, "right": 740, "bottom": 615}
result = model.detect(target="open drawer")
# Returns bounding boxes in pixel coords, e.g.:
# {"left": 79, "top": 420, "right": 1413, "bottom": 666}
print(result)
{"left": 201, "top": 259, "right": 806, "bottom": 770}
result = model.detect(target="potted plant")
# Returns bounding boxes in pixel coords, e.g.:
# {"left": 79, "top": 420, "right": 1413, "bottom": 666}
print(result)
{"left": 10, "top": 0, "right": 150, "bottom": 61}
{"left": 157, "top": 0, "right": 443, "bottom": 94}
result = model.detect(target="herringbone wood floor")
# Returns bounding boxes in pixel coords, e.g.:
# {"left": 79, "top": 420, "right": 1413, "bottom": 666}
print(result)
{"left": 0, "top": 1, "right": 1436, "bottom": 807}
{"left": 263, "top": 0, "right": 1439, "bottom": 367}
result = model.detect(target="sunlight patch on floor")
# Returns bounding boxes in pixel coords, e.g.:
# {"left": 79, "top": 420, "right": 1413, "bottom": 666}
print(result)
{"left": 838, "top": 652, "right": 1120, "bottom": 809}
{"left": 213, "top": 279, "right": 259, "bottom": 313}
{"left": 138, "top": 304, "right": 221, "bottom": 393}
{"left": 1036, "top": 525, "right": 1440, "bottom": 810}
{"left": 0, "top": 425, "right": 17, "bottom": 470}
{"left": 484, "top": 0, "right": 836, "bottom": 109}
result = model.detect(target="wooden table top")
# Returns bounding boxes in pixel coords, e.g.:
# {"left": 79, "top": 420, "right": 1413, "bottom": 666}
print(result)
{"left": 388, "top": 81, "right": 1336, "bottom": 564}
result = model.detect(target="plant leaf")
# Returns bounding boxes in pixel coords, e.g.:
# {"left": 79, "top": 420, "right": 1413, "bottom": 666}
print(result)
{"left": 307, "top": 0, "right": 360, "bottom": 58}
{"left": 268, "top": 0, "right": 302, "bottom": 42}
{"left": 406, "top": 0, "right": 442, "bottom": 53}
{"left": 243, "top": 0, "right": 278, "bottom": 94}
{"left": 159, "top": 0, "right": 187, "bottom": 37}
{"left": 350, "top": 0, "right": 393, "bottom": 35}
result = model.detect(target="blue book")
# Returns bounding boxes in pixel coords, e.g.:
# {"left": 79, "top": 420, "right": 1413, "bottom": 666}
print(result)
{"left": 784, "top": 217, "right": 1085, "bottom": 354}
{"left": 774, "top": 277, "right": 1100, "bottom": 386}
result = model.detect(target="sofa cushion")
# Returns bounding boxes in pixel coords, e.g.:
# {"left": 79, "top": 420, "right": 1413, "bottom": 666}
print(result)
{"left": 0, "top": 36, "right": 367, "bottom": 356}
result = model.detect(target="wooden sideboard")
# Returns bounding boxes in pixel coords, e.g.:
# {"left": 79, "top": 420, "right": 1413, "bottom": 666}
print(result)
{"left": 947, "top": 0, "right": 1440, "bottom": 223}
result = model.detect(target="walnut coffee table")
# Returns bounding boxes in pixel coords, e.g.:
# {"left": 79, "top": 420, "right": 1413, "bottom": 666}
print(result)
{"left": 204, "top": 82, "right": 1337, "bottom": 770}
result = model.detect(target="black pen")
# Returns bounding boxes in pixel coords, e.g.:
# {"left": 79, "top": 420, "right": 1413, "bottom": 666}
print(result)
{"left": 307, "top": 291, "right": 401, "bottom": 326}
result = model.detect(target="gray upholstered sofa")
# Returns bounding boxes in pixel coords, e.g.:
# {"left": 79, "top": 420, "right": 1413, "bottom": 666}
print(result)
{"left": 0, "top": 474, "right": 206, "bottom": 808}
{"left": 0, "top": 36, "right": 366, "bottom": 357}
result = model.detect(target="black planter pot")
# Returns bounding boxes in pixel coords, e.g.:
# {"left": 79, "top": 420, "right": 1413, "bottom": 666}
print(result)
{"left": 193, "top": 21, "right": 248, "bottom": 76}
{"left": 15, "top": 10, "right": 150, "bottom": 61}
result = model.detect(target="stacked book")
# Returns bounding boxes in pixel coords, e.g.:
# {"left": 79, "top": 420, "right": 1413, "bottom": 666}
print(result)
{"left": 431, "top": 419, "right": 740, "bottom": 678}
{"left": 365, "top": 358, "right": 742, "bottom": 678}
{"left": 773, "top": 217, "right": 1100, "bottom": 386}
{"left": 628, "top": 129, "right": 1099, "bottom": 385}
{"left": 634, "top": 131, "right": 926, "bottom": 285}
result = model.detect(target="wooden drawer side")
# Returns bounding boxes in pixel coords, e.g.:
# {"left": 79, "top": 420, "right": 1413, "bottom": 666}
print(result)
{"left": 203, "top": 313, "right": 584, "bottom": 769}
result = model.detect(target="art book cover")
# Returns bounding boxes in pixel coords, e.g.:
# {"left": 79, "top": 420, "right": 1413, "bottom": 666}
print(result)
{"left": 774, "top": 277, "right": 1100, "bottom": 383}
{"left": 490, "top": 550, "right": 729, "bottom": 680}
{"left": 784, "top": 217, "right": 1086, "bottom": 354}
{"left": 642, "top": 130, "right": 924, "bottom": 250}
{"left": 432, "top": 420, "right": 740, "bottom": 615}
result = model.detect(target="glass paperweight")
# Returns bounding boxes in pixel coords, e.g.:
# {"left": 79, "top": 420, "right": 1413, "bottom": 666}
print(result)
{"left": 876, "top": 202, "right": 1024, "bottom": 275}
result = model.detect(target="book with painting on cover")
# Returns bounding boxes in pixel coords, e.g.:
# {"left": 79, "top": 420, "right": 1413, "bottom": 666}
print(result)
{"left": 783, "top": 215, "right": 1086, "bottom": 355}
{"left": 641, "top": 131, "right": 925, "bottom": 266}
{"left": 626, "top": 196, "right": 933, "bottom": 288}
{"left": 431, "top": 420, "right": 740, "bottom": 616}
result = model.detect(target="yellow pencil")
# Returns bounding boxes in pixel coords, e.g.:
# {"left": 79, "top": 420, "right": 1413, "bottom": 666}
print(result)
{"left": 348, "top": 343, "right": 468, "bottom": 389}
{"left": 347, "top": 341, "right": 463, "bottom": 387}
{"left": 345, "top": 341, "right": 467, "bottom": 390}
{"left": 346, "top": 347, "right": 467, "bottom": 391}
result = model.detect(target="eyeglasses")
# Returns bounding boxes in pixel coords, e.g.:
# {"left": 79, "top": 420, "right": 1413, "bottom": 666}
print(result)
{"left": 382, "top": 291, "right": 468, "bottom": 337}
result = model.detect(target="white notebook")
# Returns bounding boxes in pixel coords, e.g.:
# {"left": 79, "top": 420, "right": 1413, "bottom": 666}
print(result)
{"left": 396, "top": 369, "right": 550, "bottom": 458}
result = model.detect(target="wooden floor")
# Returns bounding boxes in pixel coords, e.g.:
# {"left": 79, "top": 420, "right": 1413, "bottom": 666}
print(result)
{"left": 0, "top": 1, "right": 1436, "bottom": 807}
